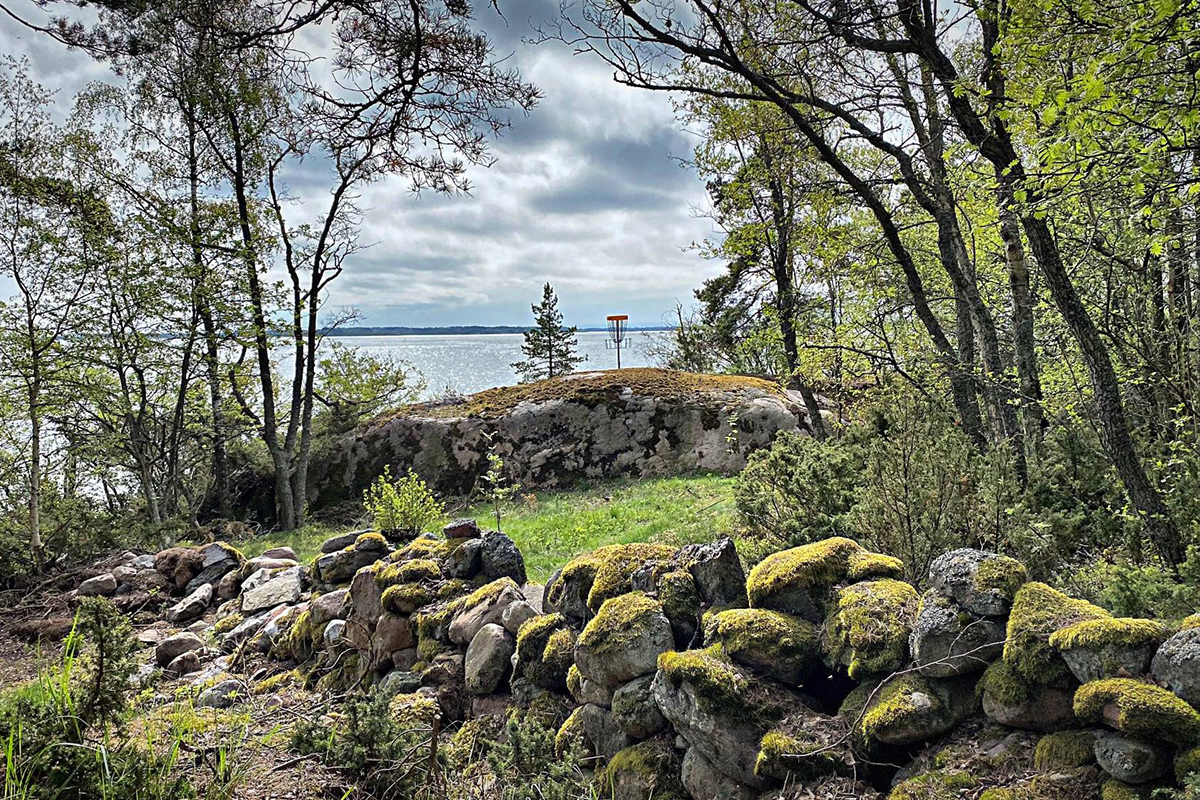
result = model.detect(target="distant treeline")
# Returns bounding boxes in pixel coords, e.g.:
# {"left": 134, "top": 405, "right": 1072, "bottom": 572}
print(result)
{"left": 325, "top": 325, "right": 673, "bottom": 336}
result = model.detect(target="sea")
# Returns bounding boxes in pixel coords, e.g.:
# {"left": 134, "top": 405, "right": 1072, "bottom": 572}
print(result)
{"left": 335, "top": 330, "right": 657, "bottom": 400}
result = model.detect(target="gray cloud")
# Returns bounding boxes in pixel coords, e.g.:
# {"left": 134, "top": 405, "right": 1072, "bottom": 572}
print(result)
{"left": 0, "top": 0, "right": 722, "bottom": 328}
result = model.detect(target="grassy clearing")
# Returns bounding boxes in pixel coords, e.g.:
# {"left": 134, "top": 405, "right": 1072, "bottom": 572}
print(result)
{"left": 238, "top": 474, "right": 740, "bottom": 582}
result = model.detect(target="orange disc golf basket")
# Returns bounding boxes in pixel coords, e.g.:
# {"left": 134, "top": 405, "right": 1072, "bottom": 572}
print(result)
{"left": 606, "top": 315, "right": 629, "bottom": 369}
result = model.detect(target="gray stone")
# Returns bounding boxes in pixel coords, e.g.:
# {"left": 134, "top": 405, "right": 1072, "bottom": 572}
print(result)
{"left": 981, "top": 676, "right": 1075, "bottom": 732}
{"left": 155, "top": 632, "right": 205, "bottom": 668}
{"left": 166, "top": 650, "right": 201, "bottom": 677}
{"left": 320, "top": 531, "right": 363, "bottom": 553}
{"left": 1093, "top": 732, "right": 1170, "bottom": 784}
{"left": 501, "top": 600, "right": 539, "bottom": 636}
{"left": 570, "top": 668, "right": 615, "bottom": 707}
{"left": 130, "top": 554, "right": 156, "bottom": 570}
{"left": 310, "top": 588, "right": 350, "bottom": 628}
{"left": 379, "top": 669, "right": 423, "bottom": 698}
{"left": 522, "top": 583, "right": 544, "bottom": 613}
{"left": 910, "top": 591, "right": 1004, "bottom": 677}
{"left": 220, "top": 610, "right": 275, "bottom": 653}
{"left": 349, "top": 566, "right": 384, "bottom": 628}
{"left": 374, "top": 613, "right": 413, "bottom": 656}
{"left": 241, "top": 567, "right": 303, "bottom": 614}
{"left": 859, "top": 676, "right": 976, "bottom": 746}
{"left": 165, "top": 583, "right": 213, "bottom": 625}
{"left": 448, "top": 581, "right": 524, "bottom": 645}
{"left": 241, "top": 557, "right": 298, "bottom": 580}
{"left": 197, "top": 679, "right": 243, "bottom": 709}
{"left": 316, "top": 546, "right": 379, "bottom": 585}
{"left": 604, "top": 739, "right": 683, "bottom": 800}
{"left": 465, "top": 623, "right": 515, "bottom": 695}
{"left": 112, "top": 565, "right": 137, "bottom": 584}
{"left": 216, "top": 570, "right": 242, "bottom": 600}
{"left": 443, "top": 518, "right": 481, "bottom": 539}
{"left": 570, "top": 704, "right": 633, "bottom": 762}
{"left": 78, "top": 573, "right": 118, "bottom": 597}
{"left": 575, "top": 599, "right": 673, "bottom": 688}
{"left": 653, "top": 669, "right": 769, "bottom": 788}
{"left": 1060, "top": 639, "right": 1159, "bottom": 684}
{"left": 250, "top": 604, "right": 305, "bottom": 653}
{"left": 672, "top": 537, "right": 747, "bottom": 607}
{"left": 480, "top": 531, "right": 526, "bottom": 585}
{"left": 445, "top": 537, "right": 483, "bottom": 578}
{"left": 185, "top": 562, "right": 236, "bottom": 596}
{"left": 681, "top": 748, "right": 757, "bottom": 800}
{"left": 323, "top": 619, "right": 347, "bottom": 649}
{"left": 611, "top": 675, "right": 666, "bottom": 739}
{"left": 1152, "top": 628, "right": 1200, "bottom": 705}
{"left": 260, "top": 546, "right": 297, "bottom": 560}
{"left": 928, "top": 548, "right": 1025, "bottom": 617}
{"left": 240, "top": 567, "right": 275, "bottom": 595}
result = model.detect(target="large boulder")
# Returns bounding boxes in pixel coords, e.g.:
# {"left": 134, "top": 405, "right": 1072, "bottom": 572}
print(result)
{"left": 464, "top": 623, "right": 515, "bottom": 695}
{"left": 745, "top": 537, "right": 901, "bottom": 622}
{"left": 599, "top": 737, "right": 686, "bottom": 800}
{"left": 349, "top": 566, "right": 385, "bottom": 628}
{"left": 1073, "top": 678, "right": 1200, "bottom": 743}
{"left": 480, "top": 531, "right": 526, "bottom": 584}
{"left": 556, "top": 704, "right": 632, "bottom": 762}
{"left": 184, "top": 542, "right": 243, "bottom": 595}
{"left": 154, "top": 546, "right": 205, "bottom": 590}
{"left": 927, "top": 548, "right": 1027, "bottom": 617}
{"left": 843, "top": 674, "right": 977, "bottom": 747}
{"left": 575, "top": 593, "right": 674, "bottom": 688}
{"left": 681, "top": 748, "right": 756, "bottom": 800}
{"left": 316, "top": 532, "right": 389, "bottom": 584}
{"left": 1093, "top": 732, "right": 1170, "bottom": 784}
{"left": 610, "top": 675, "right": 666, "bottom": 739}
{"left": 821, "top": 578, "right": 917, "bottom": 680}
{"left": 309, "top": 588, "right": 350, "bottom": 629}
{"left": 669, "top": 537, "right": 747, "bottom": 608}
{"left": 1003, "top": 582, "right": 1109, "bottom": 686}
{"left": 512, "top": 613, "right": 575, "bottom": 692}
{"left": 978, "top": 661, "right": 1076, "bottom": 732}
{"left": 448, "top": 578, "right": 524, "bottom": 646}
{"left": 546, "top": 543, "right": 678, "bottom": 622}
{"left": 702, "top": 607, "right": 817, "bottom": 685}
{"left": 909, "top": 591, "right": 1004, "bottom": 678}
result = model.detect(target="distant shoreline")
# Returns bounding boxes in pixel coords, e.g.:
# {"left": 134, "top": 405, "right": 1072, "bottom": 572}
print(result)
{"left": 324, "top": 325, "right": 673, "bottom": 336}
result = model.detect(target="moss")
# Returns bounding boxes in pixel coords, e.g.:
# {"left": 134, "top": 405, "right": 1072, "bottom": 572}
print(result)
{"left": 275, "top": 608, "right": 320, "bottom": 662}
{"left": 1100, "top": 781, "right": 1147, "bottom": 800}
{"left": 1176, "top": 746, "right": 1200, "bottom": 783}
{"left": 823, "top": 579, "right": 918, "bottom": 680}
{"left": 578, "top": 592, "right": 666, "bottom": 654}
{"left": 390, "top": 536, "right": 452, "bottom": 562}
{"left": 755, "top": 725, "right": 848, "bottom": 781}
{"left": 394, "top": 559, "right": 441, "bottom": 583}
{"left": 746, "top": 537, "right": 902, "bottom": 615}
{"left": 979, "top": 791, "right": 1017, "bottom": 800}
{"left": 703, "top": 607, "right": 817, "bottom": 680}
{"left": 657, "top": 570, "right": 700, "bottom": 622}
{"left": 445, "top": 716, "right": 503, "bottom": 771}
{"left": 388, "top": 692, "right": 440, "bottom": 726}
{"left": 600, "top": 738, "right": 686, "bottom": 800}
{"left": 213, "top": 613, "right": 244, "bottom": 636}
{"left": 656, "top": 646, "right": 748, "bottom": 716}
{"left": 458, "top": 577, "right": 520, "bottom": 612}
{"left": 382, "top": 582, "right": 434, "bottom": 615}
{"left": 1004, "top": 582, "right": 1109, "bottom": 684}
{"left": 854, "top": 675, "right": 953, "bottom": 745}
{"left": 1182, "top": 613, "right": 1200, "bottom": 631}
{"left": 974, "top": 556, "right": 1028, "bottom": 597}
{"left": 438, "top": 577, "right": 481, "bottom": 600}
{"left": 887, "top": 770, "right": 977, "bottom": 800}
{"left": 355, "top": 531, "right": 388, "bottom": 551}
{"left": 315, "top": 652, "right": 360, "bottom": 692}
{"left": 515, "top": 613, "right": 572, "bottom": 689}
{"left": 555, "top": 706, "right": 587, "bottom": 758}
{"left": 517, "top": 613, "right": 569, "bottom": 654}
{"left": 1074, "top": 678, "right": 1200, "bottom": 742}
{"left": 252, "top": 669, "right": 299, "bottom": 695}
{"left": 978, "top": 660, "right": 1034, "bottom": 706}
{"left": 587, "top": 544, "right": 677, "bottom": 613}
{"left": 1033, "top": 731, "right": 1095, "bottom": 770}
{"left": 1049, "top": 618, "right": 1168, "bottom": 651}
{"left": 566, "top": 663, "right": 582, "bottom": 698}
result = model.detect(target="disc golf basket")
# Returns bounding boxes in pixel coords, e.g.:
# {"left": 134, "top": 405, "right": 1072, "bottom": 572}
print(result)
{"left": 606, "top": 315, "right": 629, "bottom": 369}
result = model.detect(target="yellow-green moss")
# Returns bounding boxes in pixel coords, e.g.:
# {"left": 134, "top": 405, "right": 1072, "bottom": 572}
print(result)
{"left": 1049, "top": 618, "right": 1168, "bottom": 651}
{"left": 555, "top": 706, "right": 587, "bottom": 758}
{"left": 704, "top": 607, "right": 817, "bottom": 679}
{"left": 274, "top": 608, "right": 320, "bottom": 662}
{"left": 444, "top": 716, "right": 503, "bottom": 771}
{"left": 887, "top": 770, "right": 977, "bottom": 800}
{"left": 979, "top": 791, "right": 1017, "bottom": 800}
{"left": 252, "top": 669, "right": 299, "bottom": 695}
{"left": 578, "top": 592, "right": 666, "bottom": 654}
{"left": 855, "top": 675, "right": 948, "bottom": 744}
{"left": 1004, "top": 582, "right": 1109, "bottom": 684}
{"left": 213, "top": 613, "right": 244, "bottom": 636}
{"left": 1033, "top": 731, "right": 1095, "bottom": 770}
{"left": 515, "top": 613, "right": 572, "bottom": 689}
{"left": 1074, "top": 678, "right": 1200, "bottom": 742}
{"left": 355, "top": 531, "right": 388, "bottom": 550}
{"left": 1176, "top": 746, "right": 1200, "bottom": 783}
{"left": 823, "top": 579, "right": 918, "bottom": 680}
{"left": 658, "top": 570, "right": 701, "bottom": 623}
{"left": 382, "top": 582, "right": 434, "bottom": 615}
{"left": 600, "top": 739, "right": 686, "bottom": 800}
{"left": 587, "top": 544, "right": 677, "bottom": 613}
{"left": 978, "top": 660, "right": 1034, "bottom": 706}
{"left": 974, "top": 556, "right": 1028, "bottom": 598}
{"left": 1100, "top": 781, "right": 1147, "bottom": 800}
{"left": 458, "top": 577, "right": 520, "bottom": 612}
{"left": 388, "top": 692, "right": 440, "bottom": 726}
{"left": 746, "top": 537, "right": 902, "bottom": 614}
{"left": 657, "top": 646, "right": 749, "bottom": 716}
{"left": 566, "top": 663, "right": 582, "bottom": 698}
{"left": 755, "top": 725, "right": 847, "bottom": 781}
{"left": 1182, "top": 614, "right": 1200, "bottom": 631}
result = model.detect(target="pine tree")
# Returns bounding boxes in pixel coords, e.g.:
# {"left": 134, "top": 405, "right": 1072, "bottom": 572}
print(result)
{"left": 511, "top": 283, "right": 584, "bottom": 382}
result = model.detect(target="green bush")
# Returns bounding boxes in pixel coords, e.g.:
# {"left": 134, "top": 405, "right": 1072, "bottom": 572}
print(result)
{"left": 735, "top": 431, "right": 862, "bottom": 547}
{"left": 363, "top": 467, "right": 445, "bottom": 538}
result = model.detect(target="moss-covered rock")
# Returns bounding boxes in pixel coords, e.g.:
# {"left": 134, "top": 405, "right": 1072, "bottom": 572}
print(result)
{"left": 978, "top": 660, "right": 1076, "bottom": 731}
{"left": 887, "top": 770, "right": 977, "bottom": 800}
{"left": 1049, "top": 618, "right": 1167, "bottom": 683}
{"left": 598, "top": 737, "right": 687, "bottom": 800}
{"left": 845, "top": 674, "right": 977, "bottom": 747}
{"left": 448, "top": 577, "right": 523, "bottom": 645}
{"left": 547, "top": 543, "right": 678, "bottom": 621}
{"left": 576, "top": 592, "right": 674, "bottom": 688}
{"left": 381, "top": 582, "right": 434, "bottom": 615}
{"left": 1074, "top": 678, "right": 1200, "bottom": 743}
{"left": 388, "top": 691, "right": 440, "bottom": 725}
{"left": 1033, "top": 731, "right": 1097, "bottom": 770}
{"left": 928, "top": 548, "right": 1027, "bottom": 617}
{"left": 555, "top": 704, "right": 632, "bottom": 762}
{"left": 822, "top": 579, "right": 918, "bottom": 680}
{"left": 909, "top": 591, "right": 1004, "bottom": 678}
{"left": 611, "top": 675, "right": 667, "bottom": 740}
{"left": 754, "top": 710, "right": 854, "bottom": 782}
{"left": 702, "top": 607, "right": 818, "bottom": 685}
{"left": 746, "top": 537, "right": 902, "bottom": 621}
{"left": 1100, "top": 780, "right": 1153, "bottom": 800}
{"left": 657, "top": 570, "right": 701, "bottom": 647}
{"left": 1176, "top": 745, "right": 1200, "bottom": 784}
{"left": 1004, "top": 582, "right": 1109, "bottom": 685}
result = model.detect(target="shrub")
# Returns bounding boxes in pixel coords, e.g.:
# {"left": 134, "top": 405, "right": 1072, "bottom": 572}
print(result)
{"left": 735, "top": 431, "right": 862, "bottom": 547}
{"left": 363, "top": 466, "right": 445, "bottom": 537}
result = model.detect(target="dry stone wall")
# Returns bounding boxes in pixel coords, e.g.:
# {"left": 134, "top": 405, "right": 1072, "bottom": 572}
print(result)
{"left": 80, "top": 527, "right": 1200, "bottom": 800}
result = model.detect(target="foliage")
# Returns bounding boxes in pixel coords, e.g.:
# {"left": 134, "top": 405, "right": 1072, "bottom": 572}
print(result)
{"left": 363, "top": 467, "right": 445, "bottom": 537}
{"left": 479, "top": 433, "right": 521, "bottom": 533}
{"left": 511, "top": 283, "right": 585, "bottom": 383}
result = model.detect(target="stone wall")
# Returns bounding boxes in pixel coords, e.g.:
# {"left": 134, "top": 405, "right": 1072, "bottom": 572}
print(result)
{"left": 100, "top": 526, "right": 1200, "bottom": 799}
{"left": 306, "top": 369, "right": 812, "bottom": 508}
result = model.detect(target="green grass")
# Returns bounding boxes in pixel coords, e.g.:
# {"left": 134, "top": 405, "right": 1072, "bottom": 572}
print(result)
{"left": 237, "top": 474, "right": 740, "bottom": 582}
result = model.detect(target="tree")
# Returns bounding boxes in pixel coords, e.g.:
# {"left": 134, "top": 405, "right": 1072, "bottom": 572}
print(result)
{"left": 511, "top": 283, "right": 585, "bottom": 383}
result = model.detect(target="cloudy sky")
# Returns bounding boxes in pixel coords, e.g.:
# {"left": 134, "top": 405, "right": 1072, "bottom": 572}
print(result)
{"left": 0, "top": 0, "right": 722, "bottom": 328}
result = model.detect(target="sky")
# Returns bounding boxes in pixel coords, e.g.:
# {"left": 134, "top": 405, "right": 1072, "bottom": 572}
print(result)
{"left": 0, "top": 0, "right": 723, "bottom": 328}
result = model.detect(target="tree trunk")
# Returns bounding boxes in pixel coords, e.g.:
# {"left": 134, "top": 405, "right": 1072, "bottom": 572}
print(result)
{"left": 998, "top": 195, "right": 1045, "bottom": 454}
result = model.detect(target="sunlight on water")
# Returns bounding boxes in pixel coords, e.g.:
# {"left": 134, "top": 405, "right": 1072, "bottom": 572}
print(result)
{"left": 336, "top": 330, "right": 655, "bottom": 399}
